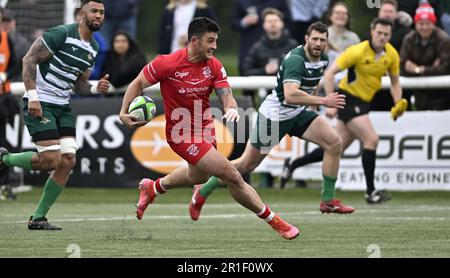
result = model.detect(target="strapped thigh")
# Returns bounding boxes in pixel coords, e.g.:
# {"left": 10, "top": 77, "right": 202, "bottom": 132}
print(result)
{"left": 36, "top": 144, "right": 61, "bottom": 153}
{"left": 60, "top": 137, "right": 78, "bottom": 154}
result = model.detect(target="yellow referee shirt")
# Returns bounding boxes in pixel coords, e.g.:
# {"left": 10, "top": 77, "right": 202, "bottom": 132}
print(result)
{"left": 336, "top": 40, "right": 400, "bottom": 102}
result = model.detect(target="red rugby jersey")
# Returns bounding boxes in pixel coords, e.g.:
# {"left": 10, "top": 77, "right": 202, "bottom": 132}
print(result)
{"left": 142, "top": 48, "right": 230, "bottom": 144}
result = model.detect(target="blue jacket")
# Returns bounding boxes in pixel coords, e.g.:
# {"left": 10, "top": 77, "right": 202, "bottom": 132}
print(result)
{"left": 103, "top": 0, "right": 141, "bottom": 19}
{"left": 90, "top": 32, "right": 108, "bottom": 80}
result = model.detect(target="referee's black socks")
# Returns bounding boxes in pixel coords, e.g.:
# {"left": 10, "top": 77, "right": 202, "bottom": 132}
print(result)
{"left": 362, "top": 149, "right": 376, "bottom": 195}
{"left": 289, "top": 147, "right": 377, "bottom": 195}
{"left": 289, "top": 148, "right": 324, "bottom": 172}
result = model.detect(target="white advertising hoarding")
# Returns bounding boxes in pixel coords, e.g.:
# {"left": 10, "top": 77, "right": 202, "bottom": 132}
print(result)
{"left": 254, "top": 111, "right": 450, "bottom": 191}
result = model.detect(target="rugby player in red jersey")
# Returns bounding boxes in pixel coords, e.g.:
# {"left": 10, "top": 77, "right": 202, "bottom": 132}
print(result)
{"left": 119, "top": 17, "right": 299, "bottom": 240}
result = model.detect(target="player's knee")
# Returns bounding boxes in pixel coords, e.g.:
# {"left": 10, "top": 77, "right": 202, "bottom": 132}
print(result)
{"left": 334, "top": 136, "right": 343, "bottom": 155}
{"left": 31, "top": 154, "right": 40, "bottom": 165}
{"left": 324, "top": 135, "right": 342, "bottom": 156}
{"left": 38, "top": 152, "right": 61, "bottom": 170}
{"left": 60, "top": 154, "right": 76, "bottom": 170}
{"left": 35, "top": 143, "right": 62, "bottom": 170}
{"left": 366, "top": 134, "right": 379, "bottom": 149}
{"left": 372, "top": 134, "right": 380, "bottom": 147}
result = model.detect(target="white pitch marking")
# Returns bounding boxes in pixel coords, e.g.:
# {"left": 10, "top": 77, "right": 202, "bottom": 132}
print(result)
{"left": 3, "top": 206, "right": 450, "bottom": 224}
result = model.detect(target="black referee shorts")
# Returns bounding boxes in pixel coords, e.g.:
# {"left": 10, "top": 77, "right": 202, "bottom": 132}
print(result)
{"left": 337, "top": 89, "right": 371, "bottom": 124}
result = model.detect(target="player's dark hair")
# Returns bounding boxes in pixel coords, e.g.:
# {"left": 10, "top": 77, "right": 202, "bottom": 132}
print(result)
{"left": 370, "top": 17, "right": 394, "bottom": 30}
{"left": 81, "top": 0, "right": 104, "bottom": 7}
{"left": 188, "top": 17, "right": 221, "bottom": 41}
{"left": 306, "top": 21, "right": 328, "bottom": 37}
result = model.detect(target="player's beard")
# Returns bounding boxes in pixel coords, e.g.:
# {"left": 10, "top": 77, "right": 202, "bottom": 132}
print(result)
{"left": 86, "top": 18, "right": 103, "bottom": 32}
{"left": 307, "top": 43, "right": 323, "bottom": 59}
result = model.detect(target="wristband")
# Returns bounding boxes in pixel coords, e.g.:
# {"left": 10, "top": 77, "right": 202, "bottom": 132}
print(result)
{"left": 90, "top": 85, "right": 98, "bottom": 94}
{"left": 27, "top": 89, "right": 39, "bottom": 101}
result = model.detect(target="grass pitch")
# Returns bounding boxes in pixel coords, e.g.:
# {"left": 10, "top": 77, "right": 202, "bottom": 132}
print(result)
{"left": 1, "top": 187, "right": 449, "bottom": 258}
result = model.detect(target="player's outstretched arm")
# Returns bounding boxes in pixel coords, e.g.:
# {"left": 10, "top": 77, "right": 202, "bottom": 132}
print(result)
{"left": 22, "top": 37, "right": 53, "bottom": 118}
{"left": 283, "top": 82, "right": 346, "bottom": 109}
{"left": 119, "top": 71, "right": 151, "bottom": 128}
{"left": 215, "top": 87, "right": 240, "bottom": 122}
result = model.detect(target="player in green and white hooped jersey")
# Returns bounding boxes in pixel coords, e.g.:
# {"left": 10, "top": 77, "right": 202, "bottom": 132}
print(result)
{"left": 0, "top": 0, "right": 110, "bottom": 230}
{"left": 189, "top": 22, "right": 356, "bottom": 222}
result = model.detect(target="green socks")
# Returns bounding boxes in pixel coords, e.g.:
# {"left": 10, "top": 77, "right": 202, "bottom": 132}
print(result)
{"left": 321, "top": 175, "right": 337, "bottom": 202}
{"left": 3, "top": 152, "right": 64, "bottom": 220}
{"left": 31, "top": 178, "right": 64, "bottom": 220}
{"left": 2, "top": 151, "right": 36, "bottom": 170}
{"left": 199, "top": 176, "right": 222, "bottom": 197}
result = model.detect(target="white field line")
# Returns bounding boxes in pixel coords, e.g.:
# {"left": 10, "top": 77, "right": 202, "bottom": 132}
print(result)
{"left": 4, "top": 203, "right": 450, "bottom": 210}
{"left": 2, "top": 205, "right": 450, "bottom": 224}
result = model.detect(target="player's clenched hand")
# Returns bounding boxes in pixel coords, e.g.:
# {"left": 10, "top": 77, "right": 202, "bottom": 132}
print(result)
{"left": 391, "top": 98, "right": 408, "bottom": 121}
{"left": 96, "top": 74, "right": 110, "bottom": 94}
{"left": 222, "top": 108, "right": 240, "bottom": 122}
{"left": 28, "top": 100, "right": 43, "bottom": 118}
{"left": 119, "top": 113, "right": 147, "bottom": 128}
{"left": 322, "top": 93, "right": 346, "bottom": 109}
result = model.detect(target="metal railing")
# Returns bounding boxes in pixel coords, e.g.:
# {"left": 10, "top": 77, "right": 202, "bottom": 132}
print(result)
{"left": 10, "top": 75, "right": 450, "bottom": 95}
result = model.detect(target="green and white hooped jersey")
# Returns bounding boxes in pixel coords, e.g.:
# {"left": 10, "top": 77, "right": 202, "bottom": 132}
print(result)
{"left": 24, "top": 23, "right": 98, "bottom": 105}
{"left": 259, "top": 46, "right": 328, "bottom": 121}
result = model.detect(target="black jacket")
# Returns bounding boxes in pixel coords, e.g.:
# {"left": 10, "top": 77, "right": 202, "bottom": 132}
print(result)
{"left": 158, "top": 6, "right": 216, "bottom": 54}
{"left": 390, "top": 19, "right": 412, "bottom": 52}
{"left": 242, "top": 31, "right": 298, "bottom": 76}
{"left": 100, "top": 32, "right": 147, "bottom": 88}
{"left": 231, "top": 0, "right": 291, "bottom": 74}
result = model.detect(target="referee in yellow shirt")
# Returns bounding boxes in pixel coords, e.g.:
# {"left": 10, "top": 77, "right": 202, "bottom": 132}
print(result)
{"left": 281, "top": 18, "right": 408, "bottom": 203}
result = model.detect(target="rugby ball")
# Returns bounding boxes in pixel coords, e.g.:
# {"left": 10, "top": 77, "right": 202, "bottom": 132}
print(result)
{"left": 128, "top": 95, "right": 157, "bottom": 122}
